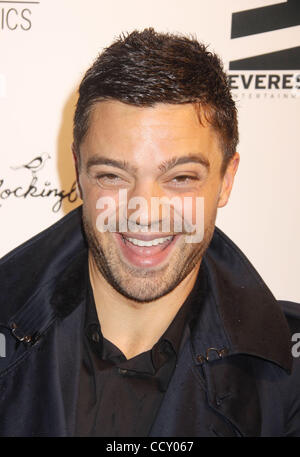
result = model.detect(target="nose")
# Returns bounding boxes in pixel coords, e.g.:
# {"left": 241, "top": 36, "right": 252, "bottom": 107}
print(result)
{"left": 126, "top": 180, "right": 165, "bottom": 230}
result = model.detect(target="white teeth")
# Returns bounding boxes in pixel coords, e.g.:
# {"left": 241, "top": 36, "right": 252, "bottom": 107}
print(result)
{"left": 125, "top": 236, "right": 173, "bottom": 247}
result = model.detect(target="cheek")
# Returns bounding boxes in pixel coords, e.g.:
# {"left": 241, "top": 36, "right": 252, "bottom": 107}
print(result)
{"left": 80, "top": 182, "right": 101, "bottom": 226}
{"left": 83, "top": 191, "right": 98, "bottom": 217}
{"left": 197, "top": 181, "right": 221, "bottom": 228}
{"left": 173, "top": 184, "right": 219, "bottom": 232}
{"left": 85, "top": 190, "right": 122, "bottom": 234}
{"left": 203, "top": 192, "right": 220, "bottom": 228}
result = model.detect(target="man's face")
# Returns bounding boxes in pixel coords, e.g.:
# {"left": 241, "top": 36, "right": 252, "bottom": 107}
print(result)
{"left": 77, "top": 101, "right": 238, "bottom": 302}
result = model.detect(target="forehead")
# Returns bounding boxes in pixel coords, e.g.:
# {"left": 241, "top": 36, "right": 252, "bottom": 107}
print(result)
{"left": 81, "top": 100, "right": 222, "bottom": 167}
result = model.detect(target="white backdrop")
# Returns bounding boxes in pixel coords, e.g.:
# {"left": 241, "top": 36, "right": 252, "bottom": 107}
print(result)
{"left": 1, "top": 0, "right": 299, "bottom": 302}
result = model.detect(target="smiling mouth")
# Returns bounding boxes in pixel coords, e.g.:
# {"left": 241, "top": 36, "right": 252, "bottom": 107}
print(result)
{"left": 115, "top": 232, "right": 180, "bottom": 268}
{"left": 121, "top": 234, "right": 174, "bottom": 247}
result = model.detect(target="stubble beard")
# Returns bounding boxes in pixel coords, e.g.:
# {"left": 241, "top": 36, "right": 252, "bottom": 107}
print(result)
{"left": 82, "top": 207, "right": 216, "bottom": 303}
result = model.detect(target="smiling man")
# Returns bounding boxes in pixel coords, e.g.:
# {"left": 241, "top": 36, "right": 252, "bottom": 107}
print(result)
{"left": 0, "top": 28, "right": 300, "bottom": 437}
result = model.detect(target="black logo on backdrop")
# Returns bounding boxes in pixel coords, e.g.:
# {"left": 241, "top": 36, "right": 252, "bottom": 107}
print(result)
{"left": 0, "top": 0, "right": 40, "bottom": 31}
{"left": 11, "top": 152, "right": 50, "bottom": 176}
{"left": 0, "top": 154, "right": 78, "bottom": 212}
{"left": 230, "top": 0, "right": 300, "bottom": 70}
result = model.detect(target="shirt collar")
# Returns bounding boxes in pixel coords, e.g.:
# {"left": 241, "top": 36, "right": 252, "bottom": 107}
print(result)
{"left": 84, "top": 265, "right": 204, "bottom": 371}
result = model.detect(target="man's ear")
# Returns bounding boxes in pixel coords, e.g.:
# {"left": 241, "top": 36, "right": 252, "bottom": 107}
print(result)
{"left": 72, "top": 143, "right": 83, "bottom": 200}
{"left": 217, "top": 152, "right": 240, "bottom": 208}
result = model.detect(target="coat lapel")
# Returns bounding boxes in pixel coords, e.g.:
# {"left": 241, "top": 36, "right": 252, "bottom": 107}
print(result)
{"left": 150, "top": 226, "right": 293, "bottom": 437}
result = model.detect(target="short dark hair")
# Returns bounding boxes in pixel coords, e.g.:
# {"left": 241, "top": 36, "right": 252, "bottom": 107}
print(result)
{"left": 73, "top": 28, "right": 238, "bottom": 174}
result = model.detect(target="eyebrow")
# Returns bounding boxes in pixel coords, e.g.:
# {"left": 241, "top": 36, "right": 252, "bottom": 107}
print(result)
{"left": 86, "top": 157, "right": 138, "bottom": 174}
{"left": 158, "top": 154, "right": 210, "bottom": 173}
{"left": 86, "top": 153, "right": 210, "bottom": 174}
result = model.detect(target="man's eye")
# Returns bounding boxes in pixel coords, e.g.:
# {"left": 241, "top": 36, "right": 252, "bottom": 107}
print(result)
{"left": 171, "top": 175, "right": 198, "bottom": 184}
{"left": 95, "top": 173, "right": 123, "bottom": 185}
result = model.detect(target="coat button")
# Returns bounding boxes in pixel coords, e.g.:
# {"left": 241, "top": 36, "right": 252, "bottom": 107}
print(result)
{"left": 118, "top": 368, "right": 128, "bottom": 375}
{"left": 196, "top": 354, "right": 205, "bottom": 363}
{"left": 218, "top": 347, "right": 228, "bottom": 357}
{"left": 91, "top": 331, "right": 100, "bottom": 343}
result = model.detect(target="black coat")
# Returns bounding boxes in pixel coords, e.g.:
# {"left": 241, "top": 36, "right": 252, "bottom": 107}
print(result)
{"left": 0, "top": 206, "right": 300, "bottom": 436}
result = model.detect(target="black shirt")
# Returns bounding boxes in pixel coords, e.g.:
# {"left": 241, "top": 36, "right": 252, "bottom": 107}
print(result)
{"left": 75, "top": 266, "right": 205, "bottom": 437}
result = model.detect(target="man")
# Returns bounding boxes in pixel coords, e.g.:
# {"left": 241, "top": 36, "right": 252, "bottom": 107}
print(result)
{"left": 0, "top": 28, "right": 299, "bottom": 437}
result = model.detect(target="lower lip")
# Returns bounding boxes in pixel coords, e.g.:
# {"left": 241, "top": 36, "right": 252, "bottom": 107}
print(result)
{"left": 114, "top": 233, "right": 180, "bottom": 268}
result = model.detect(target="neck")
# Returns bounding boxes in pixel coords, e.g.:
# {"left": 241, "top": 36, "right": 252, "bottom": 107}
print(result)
{"left": 88, "top": 253, "right": 200, "bottom": 359}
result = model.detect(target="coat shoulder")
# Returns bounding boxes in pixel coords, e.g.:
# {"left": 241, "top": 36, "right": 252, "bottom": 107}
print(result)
{"left": 0, "top": 206, "right": 83, "bottom": 266}
{"left": 0, "top": 206, "right": 85, "bottom": 322}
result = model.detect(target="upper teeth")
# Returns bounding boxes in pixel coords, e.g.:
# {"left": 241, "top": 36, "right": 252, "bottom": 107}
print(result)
{"left": 126, "top": 236, "right": 173, "bottom": 247}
